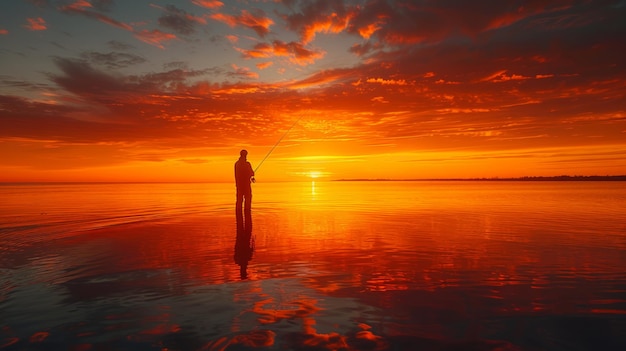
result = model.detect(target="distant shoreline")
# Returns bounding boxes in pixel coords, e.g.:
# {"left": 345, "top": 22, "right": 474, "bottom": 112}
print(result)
{"left": 334, "top": 175, "right": 626, "bottom": 182}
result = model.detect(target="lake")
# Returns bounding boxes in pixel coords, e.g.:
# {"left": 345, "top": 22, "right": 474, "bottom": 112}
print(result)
{"left": 1, "top": 181, "right": 625, "bottom": 350}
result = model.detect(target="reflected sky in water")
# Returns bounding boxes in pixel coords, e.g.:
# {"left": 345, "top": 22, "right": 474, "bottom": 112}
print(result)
{"left": 1, "top": 181, "right": 625, "bottom": 350}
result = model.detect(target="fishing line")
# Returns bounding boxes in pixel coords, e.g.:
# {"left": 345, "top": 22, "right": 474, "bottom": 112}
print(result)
{"left": 254, "top": 115, "right": 303, "bottom": 174}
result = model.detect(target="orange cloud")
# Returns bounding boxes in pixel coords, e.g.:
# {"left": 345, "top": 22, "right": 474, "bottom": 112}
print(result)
{"left": 211, "top": 83, "right": 263, "bottom": 95}
{"left": 435, "top": 79, "right": 460, "bottom": 85}
{"left": 481, "top": 70, "right": 556, "bottom": 83}
{"left": 0, "top": 29, "right": 8, "bottom": 35}
{"left": 486, "top": 11, "right": 530, "bottom": 31}
{"left": 256, "top": 62, "right": 273, "bottom": 70}
{"left": 287, "top": 67, "right": 356, "bottom": 89}
{"left": 371, "top": 96, "right": 389, "bottom": 103}
{"left": 480, "top": 70, "right": 508, "bottom": 82}
{"left": 210, "top": 9, "right": 273, "bottom": 38}
{"left": 437, "top": 108, "right": 493, "bottom": 114}
{"left": 191, "top": 0, "right": 224, "bottom": 9}
{"left": 357, "top": 22, "right": 381, "bottom": 39}
{"left": 366, "top": 78, "right": 408, "bottom": 85}
{"left": 283, "top": 1, "right": 355, "bottom": 44}
{"left": 134, "top": 30, "right": 177, "bottom": 49}
{"left": 301, "top": 12, "right": 353, "bottom": 44}
{"left": 237, "top": 43, "right": 272, "bottom": 58}
{"left": 239, "top": 41, "right": 324, "bottom": 66}
{"left": 24, "top": 17, "right": 47, "bottom": 31}
{"left": 64, "top": 0, "right": 91, "bottom": 10}
{"left": 492, "top": 73, "right": 531, "bottom": 82}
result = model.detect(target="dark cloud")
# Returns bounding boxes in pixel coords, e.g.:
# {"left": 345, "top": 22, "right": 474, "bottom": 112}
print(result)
{"left": 90, "top": 0, "right": 115, "bottom": 12}
{"left": 2, "top": 68, "right": 278, "bottom": 152}
{"left": 27, "top": 0, "right": 116, "bottom": 11}
{"left": 163, "top": 61, "right": 189, "bottom": 70}
{"left": 279, "top": 0, "right": 623, "bottom": 64}
{"left": 279, "top": 0, "right": 297, "bottom": 9}
{"left": 49, "top": 58, "right": 129, "bottom": 98}
{"left": 107, "top": 40, "right": 134, "bottom": 51}
{"left": 226, "top": 66, "right": 258, "bottom": 80}
{"left": 0, "top": 77, "right": 51, "bottom": 95}
{"left": 128, "top": 68, "right": 210, "bottom": 90}
{"left": 0, "top": 97, "right": 112, "bottom": 144}
{"left": 59, "top": 2, "right": 133, "bottom": 31}
{"left": 51, "top": 41, "right": 68, "bottom": 50}
{"left": 0, "top": 67, "right": 305, "bottom": 173}
{"left": 81, "top": 51, "right": 146, "bottom": 69}
{"left": 25, "top": 0, "right": 51, "bottom": 8}
{"left": 348, "top": 41, "right": 380, "bottom": 57}
{"left": 157, "top": 4, "right": 200, "bottom": 35}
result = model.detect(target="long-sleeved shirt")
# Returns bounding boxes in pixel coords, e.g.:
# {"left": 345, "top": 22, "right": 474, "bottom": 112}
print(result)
{"left": 234, "top": 158, "right": 254, "bottom": 188}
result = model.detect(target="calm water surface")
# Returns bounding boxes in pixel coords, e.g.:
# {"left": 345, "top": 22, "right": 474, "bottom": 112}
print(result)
{"left": 0, "top": 181, "right": 625, "bottom": 350}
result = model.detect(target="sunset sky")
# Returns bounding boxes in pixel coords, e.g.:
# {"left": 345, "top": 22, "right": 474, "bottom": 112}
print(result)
{"left": 1, "top": 0, "right": 625, "bottom": 182}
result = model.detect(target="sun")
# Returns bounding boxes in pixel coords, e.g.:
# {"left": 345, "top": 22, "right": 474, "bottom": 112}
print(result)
{"left": 293, "top": 170, "right": 330, "bottom": 180}
{"left": 308, "top": 171, "right": 323, "bottom": 179}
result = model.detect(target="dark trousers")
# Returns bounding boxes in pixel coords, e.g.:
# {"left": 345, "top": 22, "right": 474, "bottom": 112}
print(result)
{"left": 236, "top": 186, "right": 252, "bottom": 213}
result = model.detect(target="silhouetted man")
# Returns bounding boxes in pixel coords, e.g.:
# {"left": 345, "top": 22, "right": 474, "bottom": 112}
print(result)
{"left": 235, "top": 149, "right": 255, "bottom": 216}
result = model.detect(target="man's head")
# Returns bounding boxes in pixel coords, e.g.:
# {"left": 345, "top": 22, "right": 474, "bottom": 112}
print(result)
{"left": 240, "top": 149, "right": 248, "bottom": 159}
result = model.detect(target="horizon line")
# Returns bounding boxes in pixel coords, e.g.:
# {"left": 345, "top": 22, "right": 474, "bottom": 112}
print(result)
{"left": 2, "top": 175, "right": 626, "bottom": 184}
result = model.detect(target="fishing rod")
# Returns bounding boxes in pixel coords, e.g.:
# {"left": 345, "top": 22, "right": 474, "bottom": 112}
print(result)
{"left": 254, "top": 115, "right": 303, "bottom": 174}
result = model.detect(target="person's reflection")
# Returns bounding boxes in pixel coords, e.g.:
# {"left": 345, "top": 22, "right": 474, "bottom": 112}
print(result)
{"left": 234, "top": 209, "right": 253, "bottom": 279}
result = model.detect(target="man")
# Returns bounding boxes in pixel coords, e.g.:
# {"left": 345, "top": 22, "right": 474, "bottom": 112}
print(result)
{"left": 234, "top": 149, "right": 254, "bottom": 278}
{"left": 234, "top": 149, "right": 255, "bottom": 215}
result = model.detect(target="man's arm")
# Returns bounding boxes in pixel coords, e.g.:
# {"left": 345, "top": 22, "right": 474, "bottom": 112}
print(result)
{"left": 248, "top": 162, "right": 255, "bottom": 182}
